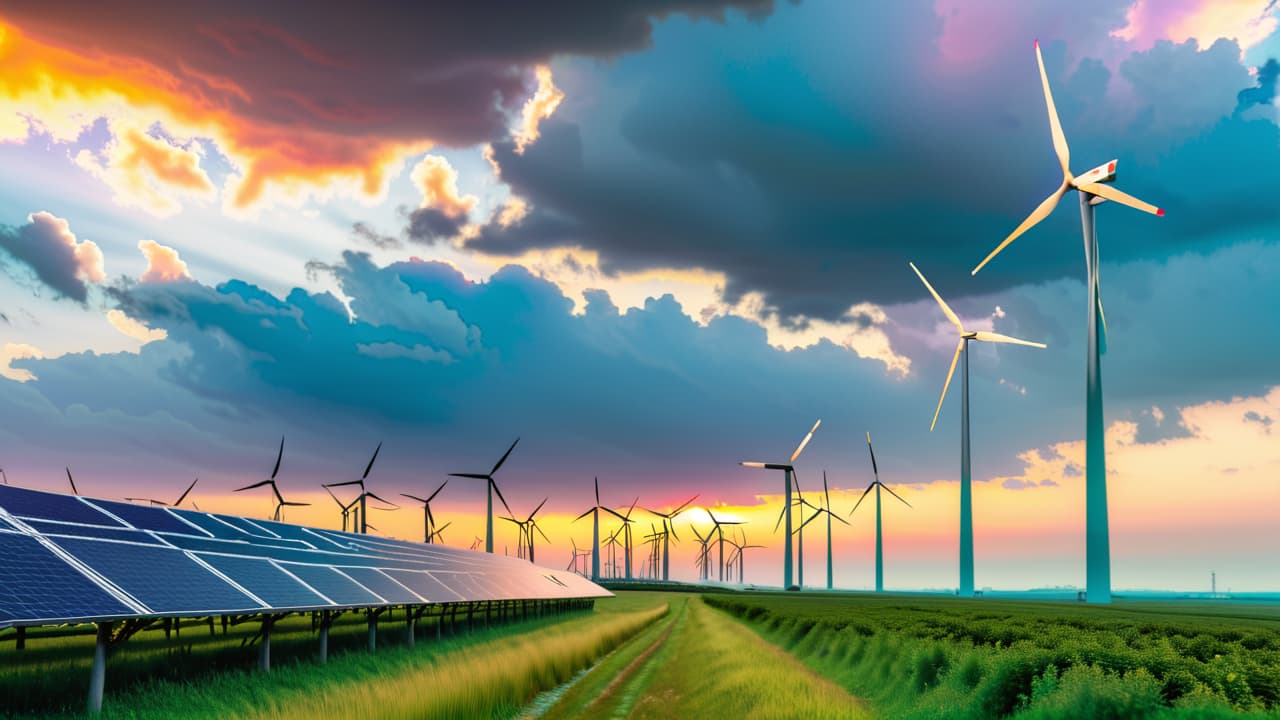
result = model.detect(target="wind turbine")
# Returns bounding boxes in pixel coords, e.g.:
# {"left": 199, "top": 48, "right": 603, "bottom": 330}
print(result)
{"left": 740, "top": 419, "right": 821, "bottom": 589}
{"left": 126, "top": 478, "right": 199, "bottom": 507}
{"left": 616, "top": 498, "right": 639, "bottom": 580}
{"left": 470, "top": 536, "right": 483, "bottom": 551}
{"left": 691, "top": 524, "right": 713, "bottom": 581}
{"left": 324, "top": 442, "right": 397, "bottom": 534}
{"left": 910, "top": 261, "right": 1045, "bottom": 597}
{"left": 972, "top": 41, "right": 1164, "bottom": 604}
{"left": 732, "top": 528, "right": 765, "bottom": 586}
{"left": 645, "top": 495, "right": 698, "bottom": 581}
{"left": 449, "top": 438, "right": 519, "bottom": 553}
{"left": 503, "top": 497, "right": 550, "bottom": 563}
{"left": 400, "top": 480, "right": 448, "bottom": 544}
{"left": 850, "top": 433, "right": 911, "bottom": 593}
{"left": 234, "top": 437, "right": 310, "bottom": 521}
{"left": 706, "top": 509, "right": 742, "bottom": 582}
{"left": 795, "top": 472, "right": 850, "bottom": 590}
{"left": 323, "top": 485, "right": 356, "bottom": 532}
{"left": 430, "top": 521, "right": 451, "bottom": 544}
{"left": 573, "top": 477, "right": 626, "bottom": 581}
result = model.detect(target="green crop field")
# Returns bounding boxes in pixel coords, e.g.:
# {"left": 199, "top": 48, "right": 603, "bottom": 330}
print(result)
{"left": 703, "top": 592, "right": 1280, "bottom": 719}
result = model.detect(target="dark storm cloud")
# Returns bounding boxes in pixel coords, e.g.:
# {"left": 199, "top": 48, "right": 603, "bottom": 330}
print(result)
{"left": 351, "top": 221, "right": 400, "bottom": 250}
{"left": 406, "top": 207, "right": 467, "bottom": 244}
{"left": 463, "top": 2, "right": 1280, "bottom": 322}
{"left": 3, "top": 0, "right": 782, "bottom": 148}
{"left": 1236, "top": 58, "right": 1279, "bottom": 114}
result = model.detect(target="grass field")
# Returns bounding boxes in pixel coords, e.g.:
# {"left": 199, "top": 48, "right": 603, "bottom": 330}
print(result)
{"left": 0, "top": 596, "right": 665, "bottom": 719}
{"left": 705, "top": 593, "right": 1280, "bottom": 719}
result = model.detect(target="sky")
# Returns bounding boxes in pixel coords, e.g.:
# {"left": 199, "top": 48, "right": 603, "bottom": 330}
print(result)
{"left": 1, "top": 0, "right": 1278, "bottom": 593}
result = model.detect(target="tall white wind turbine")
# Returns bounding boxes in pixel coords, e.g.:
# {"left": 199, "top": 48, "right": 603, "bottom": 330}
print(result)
{"left": 972, "top": 40, "right": 1164, "bottom": 603}
{"left": 909, "top": 261, "right": 1044, "bottom": 598}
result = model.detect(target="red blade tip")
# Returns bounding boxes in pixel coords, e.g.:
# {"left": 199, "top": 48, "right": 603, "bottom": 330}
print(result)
{"left": 1156, "top": 208, "right": 1165, "bottom": 217}
{"left": 1034, "top": 39, "right": 1039, "bottom": 48}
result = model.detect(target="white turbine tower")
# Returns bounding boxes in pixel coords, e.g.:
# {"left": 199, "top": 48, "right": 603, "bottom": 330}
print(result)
{"left": 909, "top": 262, "right": 1045, "bottom": 598}
{"left": 972, "top": 40, "right": 1164, "bottom": 604}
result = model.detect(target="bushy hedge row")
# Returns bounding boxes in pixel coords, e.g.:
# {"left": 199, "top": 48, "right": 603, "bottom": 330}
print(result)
{"left": 705, "top": 595, "right": 1280, "bottom": 719}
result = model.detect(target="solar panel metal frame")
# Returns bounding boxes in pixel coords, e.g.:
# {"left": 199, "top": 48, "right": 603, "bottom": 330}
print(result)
{"left": 0, "top": 485, "right": 610, "bottom": 630}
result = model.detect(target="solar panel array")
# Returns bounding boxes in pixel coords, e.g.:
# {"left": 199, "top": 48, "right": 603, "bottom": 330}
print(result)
{"left": 0, "top": 485, "right": 609, "bottom": 629}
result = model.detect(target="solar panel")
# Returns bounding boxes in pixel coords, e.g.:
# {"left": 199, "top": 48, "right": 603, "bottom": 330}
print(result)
{"left": 50, "top": 538, "right": 263, "bottom": 614}
{"left": 197, "top": 554, "right": 330, "bottom": 609}
{"left": 85, "top": 499, "right": 210, "bottom": 536}
{"left": 0, "top": 485, "right": 121, "bottom": 526}
{"left": 0, "top": 485, "right": 610, "bottom": 630}
{"left": 0, "top": 532, "right": 133, "bottom": 624}
{"left": 24, "top": 520, "right": 166, "bottom": 545}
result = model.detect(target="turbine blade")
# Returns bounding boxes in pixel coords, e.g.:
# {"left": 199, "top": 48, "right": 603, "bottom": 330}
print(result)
{"left": 909, "top": 262, "right": 963, "bottom": 332}
{"left": 324, "top": 479, "right": 364, "bottom": 488}
{"left": 174, "top": 478, "right": 198, "bottom": 506}
{"left": 603, "top": 506, "right": 628, "bottom": 522}
{"left": 426, "top": 480, "right": 448, "bottom": 503}
{"left": 972, "top": 331, "right": 1047, "bottom": 349}
{"left": 739, "top": 461, "right": 767, "bottom": 468}
{"left": 490, "top": 479, "right": 513, "bottom": 517}
{"left": 490, "top": 437, "right": 520, "bottom": 476}
{"left": 366, "top": 492, "right": 398, "bottom": 508}
{"left": 573, "top": 508, "right": 594, "bottom": 522}
{"left": 832, "top": 512, "right": 852, "bottom": 526}
{"left": 972, "top": 181, "right": 1069, "bottom": 275}
{"left": 235, "top": 479, "right": 274, "bottom": 492}
{"left": 881, "top": 483, "right": 913, "bottom": 508}
{"left": 773, "top": 502, "right": 787, "bottom": 533}
{"left": 673, "top": 495, "right": 699, "bottom": 515}
{"left": 849, "top": 483, "right": 875, "bottom": 516}
{"left": 400, "top": 493, "right": 429, "bottom": 504}
{"left": 865, "top": 432, "right": 879, "bottom": 479}
{"left": 931, "top": 339, "right": 964, "bottom": 433}
{"left": 66, "top": 467, "right": 78, "bottom": 495}
{"left": 535, "top": 523, "right": 550, "bottom": 543}
{"left": 271, "top": 436, "right": 284, "bottom": 480}
{"left": 448, "top": 473, "right": 489, "bottom": 479}
{"left": 790, "top": 418, "right": 821, "bottom": 463}
{"left": 595, "top": 476, "right": 600, "bottom": 505}
{"left": 1074, "top": 182, "right": 1163, "bottom": 217}
{"left": 281, "top": 501, "right": 311, "bottom": 507}
{"left": 823, "top": 472, "right": 830, "bottom": 509}
{"left": 1035, "top": 39, "right": 1071, "bottom": 177}
{"left": 324, "top": 486, "right": 343, "bottom": 506}
{"left": 362, "top": 441, "right": 382, "bottom": 480}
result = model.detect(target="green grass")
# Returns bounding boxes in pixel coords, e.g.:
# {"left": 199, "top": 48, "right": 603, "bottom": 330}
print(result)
{"left": 0, "top": 596, "right": 665, "bottom": 719}
{"left": 625, "top": 596, "right": 870, "bottom": 719}
{"left": 704, "top": 593, "right": 1280, "bottom": 719}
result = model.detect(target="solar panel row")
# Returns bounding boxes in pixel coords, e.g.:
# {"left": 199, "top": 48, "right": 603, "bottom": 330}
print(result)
{"left": 0, "top": 485, "right": 609, "bottom": 629}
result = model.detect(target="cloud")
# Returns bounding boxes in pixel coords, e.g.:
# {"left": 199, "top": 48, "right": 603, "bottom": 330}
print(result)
{"left": 0, "top": 342, "right": 43, "bottom": 382}
{"left": 514, "top": 66, "right": 566, "bottom": 154}
{"left": 105, "top": 309, "right": 167, "bottom": 345}
{"left": 460, "top": 1, "right": 1280, "bottom": 324}
{"left": 0, "top": 211, "right": 105, "bottom": 302}
{"left": 1114, "top": 0, "right": 1279, "bottom": 54}
{"left": 1236, "top": 57, "right": 1279, "bottom": 113}
{"left": 0, "top": 2, "right": 781, "bottom": 211}
{"left": 73, "top": 122, "right": 217, "bottom": 217}
{"left": 137, "top": 240, "right": 193, "bottom": 283}
{"left": 405, "top": 155, "right": 476, "bottom": 243}
{"left": 1243, "top": 409, "right": 1273, "bottom": 432}
{"left": 351, "top": 221, "right": 400, "bottom": 250}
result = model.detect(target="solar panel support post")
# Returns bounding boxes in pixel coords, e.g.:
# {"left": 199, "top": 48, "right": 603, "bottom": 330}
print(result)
{"left": 367, "top": 609, "right": 377, "bottom": 652}
{"left": 318, "top": 610, "right": 331, "bottom": 664}
{"left": 87, "top": 621, "right": 112, "bottom": 715}
{"left": 15, "top": 626, "right": 24, "bottom": 650}
{"left": 258, "top": 616, "right": 273, "bottom": 672}
{"left": 404, "top": 605, "right": 415, "bottom": 648}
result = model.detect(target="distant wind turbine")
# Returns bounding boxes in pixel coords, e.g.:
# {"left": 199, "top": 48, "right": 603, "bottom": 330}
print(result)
{"left": 795, "top": 471, "right": 849, "bottom": 591}
{"left": 644, "top": 495, "right": 698, "bottom": 581}
{"left": 324, "top": 442, "right": 397, "bottom": 534}
{"left": 573, "top": 477, "right": 626, "bottom": 581}
{"left": 401, "top": 480, "right": 449, "bottom": 544}
{"left": 971, "top": 41, "right": 1164, "bottom": 604}
{"left": 449, "top": 438, "right": 519, "bottom": 553}
{"left": 910, "top": 261, "right": 1044, "bottom": 597}
{"left": 234, "top": 437, "right": 309, "bottom": 521}
{"left": 740, "top": 419, "right": 821, "bottom": 589}
{"left": 850, "top": 433, "right": 911, "bottom": 593}
{"left": 126, "top": 478, "right": 199, "bottom": 508}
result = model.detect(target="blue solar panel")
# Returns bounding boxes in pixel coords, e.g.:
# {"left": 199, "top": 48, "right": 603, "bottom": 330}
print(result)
{"left": 279, "top": 563, "right": 382, "bottom": 605}
{"left": 86, "top": 500, "right": 209, "bottom": 536}
{"left": 338, "top": 567, "right": 421, "bottom": 603}
{"left": 24, "top": 520, "right": 165, "bottom": 545}
{"left": 213, "top": 514, "right": 280, "bottom": 537}
{"left": 0, "top": 532, "right": 132, "bottom": 623}
{"left": 382, "top": 570, "right": 464, "bottom": 603}
{"left": 51, "top": 538, "right": 261, "bottom": 614}
{"left": 168, "top": 511, "right": 251, "bottom": 540}
{"left": 0, "top": 486, "right": 609, "bottom": 629}
{"left": 197, "top": 554, "right": 330, "bottom": 608}
{"left": 0, "top": 485, "right": 121, "bottom": 526}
